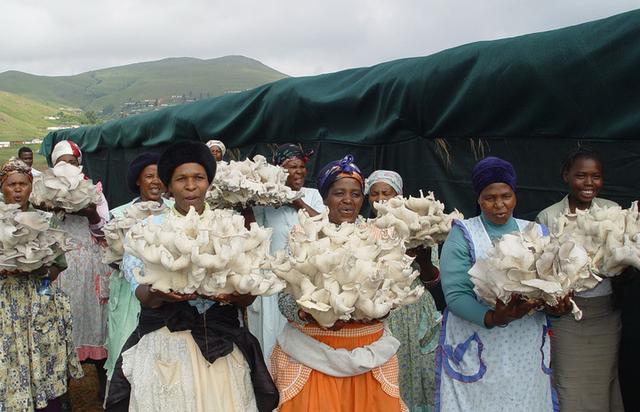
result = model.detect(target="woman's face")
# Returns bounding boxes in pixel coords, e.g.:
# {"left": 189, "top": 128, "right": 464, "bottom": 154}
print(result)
{"left": 563, "top": 157, "right": 603, "bottom": 209}
{"left": 210, "top": 146, "right": 223, "bottom": 161}
{"left": 55, "top": 154, "right": 79, "bottom": 167}
{"left": 324, "top": 177, "right": 364, "bottom": 225}
{"left": 367, "top": 182, "right": 398, "bottom": 214}
{"left": 168, "top": 163, "right": 210, "bottom": 215}
{"left": 283, "top": 158, "right": 307, "bottom": 191}
{"left": 2, "top": 173, "right": 32, "bottom": 210}
{"left": 478, "top": 182, "right": 516, "bottom": 225}
{"left": 137, "top": 164, "right": 165, "bottom": 202}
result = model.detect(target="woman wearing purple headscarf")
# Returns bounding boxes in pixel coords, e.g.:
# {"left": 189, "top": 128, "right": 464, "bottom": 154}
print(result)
{"left": 273, "top": 155, "right": 405, "bottom": 412}
{"left": 435, "top": 156, "right": 570, "bottom": 412}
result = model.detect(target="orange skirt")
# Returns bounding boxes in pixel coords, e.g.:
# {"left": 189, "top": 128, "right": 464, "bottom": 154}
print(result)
{"left": 271, "top": 321, "right": 406, "bottom": 412}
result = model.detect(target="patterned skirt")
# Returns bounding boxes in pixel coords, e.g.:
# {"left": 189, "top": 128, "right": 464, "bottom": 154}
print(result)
{"left": 0, "top": 275, "right": 83, "bottom": 410}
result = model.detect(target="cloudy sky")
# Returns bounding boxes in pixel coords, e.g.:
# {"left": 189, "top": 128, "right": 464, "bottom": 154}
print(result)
{"left": 1, "top": 0, "right": 637, "bottom": 77}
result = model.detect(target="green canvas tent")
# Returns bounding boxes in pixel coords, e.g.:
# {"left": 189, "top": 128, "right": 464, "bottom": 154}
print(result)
{"left": 41, "top": 9, "right": 640, "bottom": 218}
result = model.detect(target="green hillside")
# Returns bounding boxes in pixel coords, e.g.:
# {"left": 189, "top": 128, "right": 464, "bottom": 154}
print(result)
{"left": 0, "top": 91, "right": 83, "bottom": 140}
{"left": 0, "top": 56, "right": 288, "bottom": 115}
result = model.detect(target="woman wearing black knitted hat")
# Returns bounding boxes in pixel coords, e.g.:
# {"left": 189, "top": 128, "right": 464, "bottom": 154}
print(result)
{"left": 105, "top": 141, "right": 278, "bottom": 412}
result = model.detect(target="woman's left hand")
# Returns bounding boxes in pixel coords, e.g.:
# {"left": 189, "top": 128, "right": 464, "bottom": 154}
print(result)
{"left": 407, "top": 245, "right": 439, "bottom": 283}
{"left": 0, "top": 269, "right": 26, "bottom": 276}
{"left": 407, "top": 245, "right": 431, "bottom": 265}
{"left": 544, "top": 295, "right": 573, "bottom": 317}
{"left": 298, "top": 310, "right": 384, "bottom": 331}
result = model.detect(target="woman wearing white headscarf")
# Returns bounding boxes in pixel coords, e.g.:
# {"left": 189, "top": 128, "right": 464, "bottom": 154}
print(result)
{"left": 206, "top": 139, "right": 226, "bottom": 161}
{"left": 48, "top": 140, "right": 112, "bottom": 396}
{"left": 365, "top": 170, "right": 441, "bottom": 412}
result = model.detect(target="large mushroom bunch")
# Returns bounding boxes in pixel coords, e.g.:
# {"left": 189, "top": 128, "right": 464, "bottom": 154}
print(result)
{"left": 30, "top": 162, "right": 100, "bottom": 212}
{"left": 271, "top": 210, "right": 424, "bottom": 328}
{"left": 124, "top": 206, "right": 284, "bottom": 296}
{"left": 102, "top": 201, "right": 168, "bottom": 265}
{"left": 206, "top": 155, "right": 301, "bottom": 208}
{"left": 554, "top": 202, "right": 640, "bottom": 276}
{"left": 0, "top": 202, "right": 72, "bottom": 272}
{"left": 469, "top": 223, "right": 599, "bottom": 320}
{"left": 372, "top": 191, "right": 464, "bottom": 248}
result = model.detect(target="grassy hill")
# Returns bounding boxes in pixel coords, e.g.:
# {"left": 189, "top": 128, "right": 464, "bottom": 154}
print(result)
{"left": 0, "top": 91, "right": 82, "bottom": 140}
{"left": 0, "top": 56, "right": 288, "bottom": 115}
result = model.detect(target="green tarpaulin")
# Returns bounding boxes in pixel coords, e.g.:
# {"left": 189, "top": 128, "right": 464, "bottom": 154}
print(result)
{"left": 41, "top": 10, "right": 640, "bottom": 218}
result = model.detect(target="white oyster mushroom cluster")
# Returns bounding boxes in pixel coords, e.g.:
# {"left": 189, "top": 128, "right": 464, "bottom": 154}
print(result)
{"left": 124, "top": 206, "right": 284, "bottom": 296}
{"left": 30, "top": 162, "right": 100, "bottom": 213}
{"left": 102, "top": 201, "right": 168, "bottom": 265}
{"left": 0, "top": 202, "right": 72, "bottom": 272}
{"left": 555, "top": 202, "right": 640, "bottom": 276}
{"left": 372, "top": 191, "right": 464, "bottom": 248}
{"left": 206, "top": 155, "right": 302, "bottom": 208}
{"left": 469, "top": 223, "right": 599, "bottom": 320}
{"left": 271, "top": 210, "right": 425, "bottom": 328}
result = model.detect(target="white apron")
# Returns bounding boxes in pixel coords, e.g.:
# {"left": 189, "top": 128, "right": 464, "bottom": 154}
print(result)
{"left": 435, "top": 216, "right": 557, "bottom": 412}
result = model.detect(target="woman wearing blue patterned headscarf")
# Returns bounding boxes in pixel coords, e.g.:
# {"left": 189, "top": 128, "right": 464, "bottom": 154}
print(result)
{"left": 273, "top": 155, "right": 406, "bottom": 412}
{"left": 316, "top": 154, "right": 365, "bottom": 199}
{"left": 248, "top": 144, "right": 325, "bottom": 364}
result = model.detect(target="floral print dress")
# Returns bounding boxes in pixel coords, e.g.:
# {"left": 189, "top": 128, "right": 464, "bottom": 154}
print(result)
{"left": 0, "top": 206, "right": 83, "bottom": 410}
{"left": 385, "top": 279, "right": 441, "bottom": 412}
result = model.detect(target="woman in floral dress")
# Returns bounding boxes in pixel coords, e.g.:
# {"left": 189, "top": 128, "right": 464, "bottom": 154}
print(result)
{"left": 0, "top": 158, "right": 83, "bottom": 411}
{"left": 365, "top": 170, "right": 441, "bottom": 412}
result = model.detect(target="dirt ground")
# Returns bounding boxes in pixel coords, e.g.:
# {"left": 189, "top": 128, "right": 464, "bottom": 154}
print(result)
{"left": 68, "top": 364, "right": 103, "bottom": 411}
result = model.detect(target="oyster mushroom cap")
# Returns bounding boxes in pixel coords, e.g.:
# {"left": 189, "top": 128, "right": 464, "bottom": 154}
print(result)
{"left": 371, "top": 192, "right": 463, "bottom": 248}
{"left": 0, "top": 204, "right": 71, "bottom": 272}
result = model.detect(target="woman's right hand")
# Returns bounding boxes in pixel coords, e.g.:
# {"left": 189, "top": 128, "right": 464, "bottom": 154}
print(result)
{"left": 135, "top": 285, "right": 197, "bottom": 308}
{"left": 33, "top": 202, "right": 64, "bottom": 214}
{"left": 485, "top": 294, "right": 542, "bottom": 327}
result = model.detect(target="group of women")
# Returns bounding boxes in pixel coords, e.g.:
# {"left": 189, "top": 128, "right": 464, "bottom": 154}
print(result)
{"left": 0, "top": 138, "right": 634, "bottom": 412}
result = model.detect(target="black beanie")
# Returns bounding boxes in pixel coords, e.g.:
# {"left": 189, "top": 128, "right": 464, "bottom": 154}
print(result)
{"left": 127, "top": 152, "right": 161, "bottom": 194}
{"left": 158, "top": 141, "right": 217, "bottom": 187}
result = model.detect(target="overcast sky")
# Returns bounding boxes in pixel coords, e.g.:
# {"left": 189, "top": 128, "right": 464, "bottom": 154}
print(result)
{"left": 1, "top": 1, "right": 637, "bottom": 77}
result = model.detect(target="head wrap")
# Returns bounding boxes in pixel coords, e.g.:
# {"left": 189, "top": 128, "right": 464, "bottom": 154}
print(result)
{"left": 316, "top": 155, "right": 365, "bottom": 198}
{"left": 0, "top": 158, "right": 32, "bottom": 187}
{"left": 364, "top": 170, "right": 403, "bottom": 196}
{"left": 471, "top": 156, "right": 517, "bottom": 196}
{"left": 127, "top": 152, "right": 161, "bottom": 195}
{"left": 51, "top": 140, "right": 82, "bottom": 165}
{"left": 158, "top": 141, "right": 216, "bottom": 187}
{"left": 205, "top": 140, "right": 226, "bottom": 156}
{"left": 272, "top": 144, "right": 314, "bottom": 166}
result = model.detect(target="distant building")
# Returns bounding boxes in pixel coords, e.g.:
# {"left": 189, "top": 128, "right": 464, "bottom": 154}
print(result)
{"left": 46, "top": 125, "right": 80, "bottom": 131}
{"left": 0, "top": 141, "right": 10, "bottom": 148}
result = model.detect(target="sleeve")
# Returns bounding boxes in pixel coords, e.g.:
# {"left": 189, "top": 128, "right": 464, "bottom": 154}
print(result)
{"left": 535, "top": 209, "right": 549, "bottom": 226}
{"left": 253, "top": 206, "right": 266, "bottom": 226}
{"left": 440, "top": 226, "right": 491, "bottom": 327}
{"left": 278, "top": 292, "right": 306, "bottom": 324}
{"left": 121, "top": 252, "right": 143, "bottom": 293}
{"left": 305, "top": 189, "right": 326, "bottom": 213}
{"left": 89, "top": 191, "right": 110, "bottom": 238}
{"left": 53, "top": 253, "right": 68, "bottom": 272}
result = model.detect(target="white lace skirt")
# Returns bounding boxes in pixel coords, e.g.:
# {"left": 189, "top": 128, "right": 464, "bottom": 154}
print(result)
{"left": 122, "top": 327, "right": 258, "bottom": 412}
